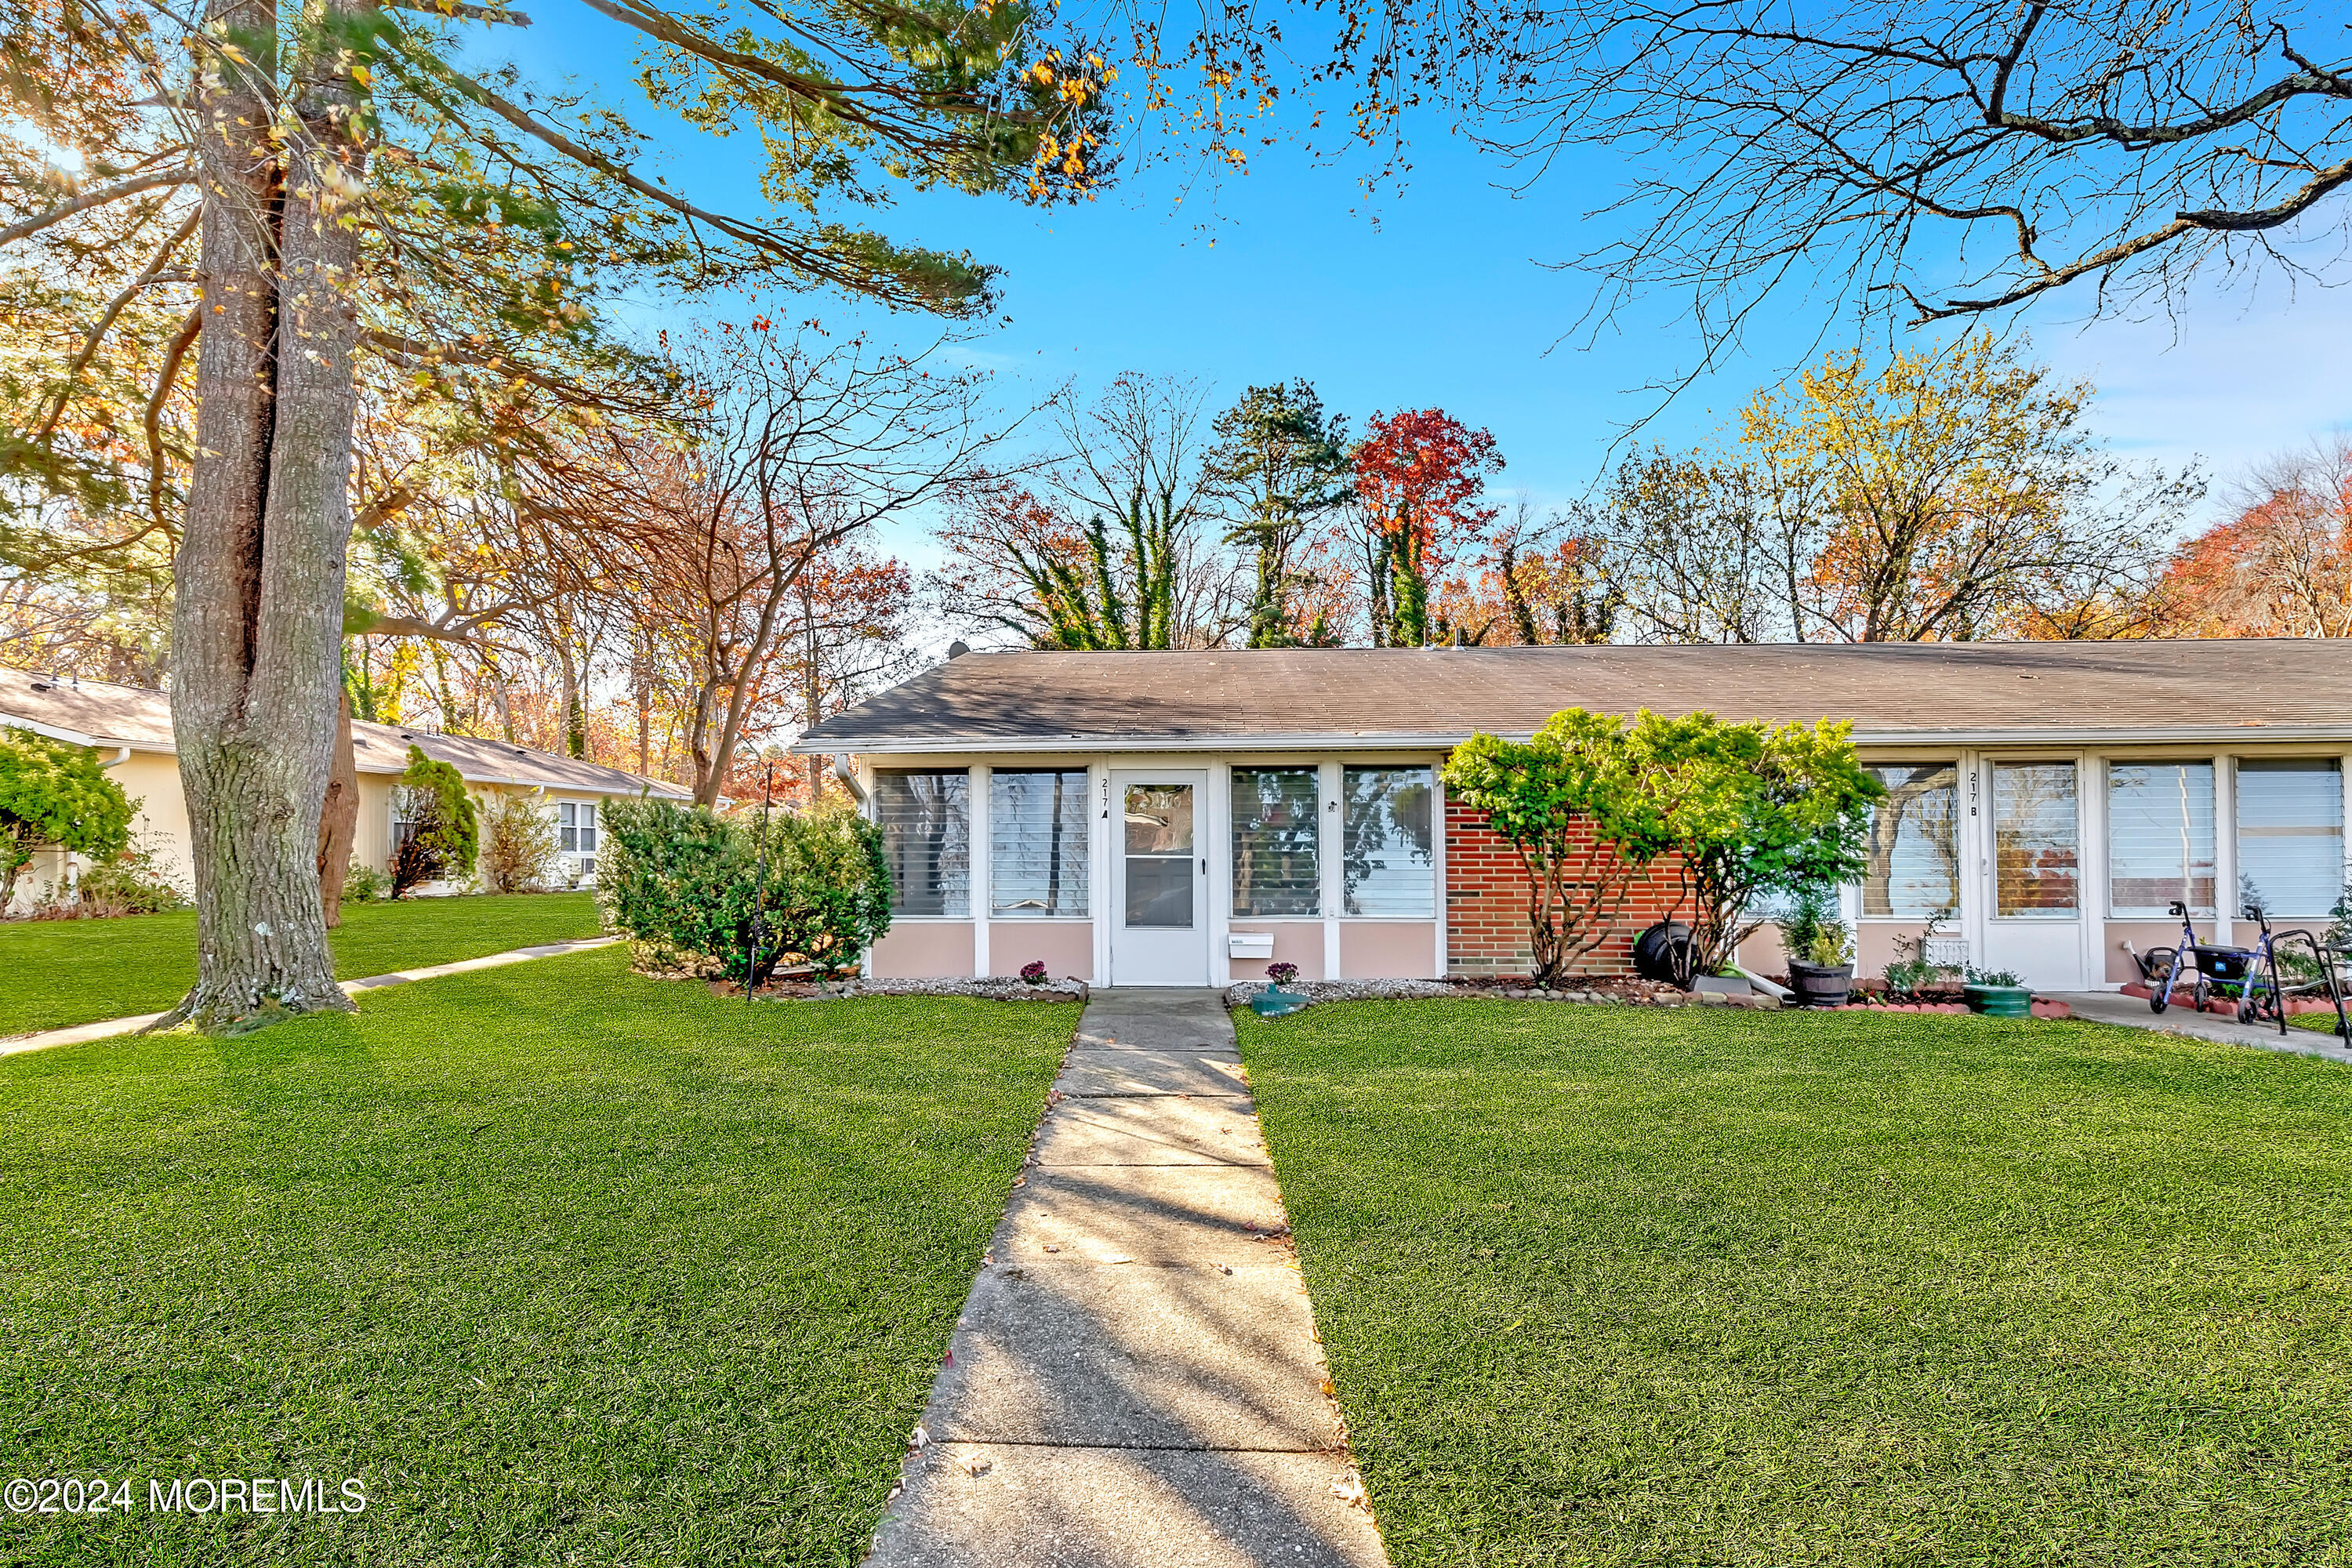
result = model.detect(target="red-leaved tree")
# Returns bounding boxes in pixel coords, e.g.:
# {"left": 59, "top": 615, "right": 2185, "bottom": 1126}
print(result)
{"left": 2164, "top": 436, "right": 2352, "bottom": 639}
{"left": 1351, "top": 410, "right": 1503, "bottom": 646}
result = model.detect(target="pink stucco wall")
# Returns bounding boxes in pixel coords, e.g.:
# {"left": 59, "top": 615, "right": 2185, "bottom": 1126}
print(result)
{"left": 870, "top": 921, "right": 975, "bottom": 978}
{"left": 2103, "top": 918, "right": 2218, "bottom": 985}
{"left": 989, "top": 920, "right": 1094, "bottom": 983}
{"left": 1226, "top": 921, "right": 1325, "bottom": 984}
{"left": 1340, "top": 921, "right": 1439, "bottom": 979}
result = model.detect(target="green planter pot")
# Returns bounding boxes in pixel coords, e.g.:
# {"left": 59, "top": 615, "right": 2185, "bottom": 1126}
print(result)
{"left": 1964, "top": 983, "right": 2033, "bottom": 1018}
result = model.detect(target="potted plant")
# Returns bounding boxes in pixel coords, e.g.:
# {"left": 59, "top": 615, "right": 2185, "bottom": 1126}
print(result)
{"left": 1019, "top": 960, "right": 1050, "bottom": 987}
{"left": 1250, "top": 960, "right": 1309, "bottom": 1018}
{"left": 1962, "top": 965, "right": 2032, "bottom": 1018}
{"left": 1780, "top": 886, "right": 1856, "bottom": 1007}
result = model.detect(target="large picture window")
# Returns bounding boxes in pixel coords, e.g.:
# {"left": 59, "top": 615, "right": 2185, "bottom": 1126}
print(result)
{"left": 990, "top": 769, "right": 1088, "bottom": 917}
{"left": 1861, "top": 764, "right": 1958, "bottom": 917}
{"left": 2108, "top": 762, "right": 2216, "bottom": 917}
{"left": 2238, "top": 758, "right": 2344, "bottom": 917}
{"left": 875, "top": 770, "right": 969, "bottom": 916}
{"left": 1232, "top": 768, "right": 1320, "bottom": 917}
{"left": 1343, "top": 765, "right": 1434, "bottom": 916}
{"left": 1993, "top": 762, "right": 2079, "bottom": 917}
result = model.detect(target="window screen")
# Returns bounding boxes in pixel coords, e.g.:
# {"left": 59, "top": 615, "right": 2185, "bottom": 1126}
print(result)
{"left": 2238, "top": 758, "right": 2343, "bottom": 917}
{"left": 1232, "top": 768, "right": 1320, "bottom": 916}
{"left": 874, "top": 770, "right": 969, "bottom": 916}
{"left": 990, "top": 770, "right": 1088, "bottom": 917}
{"left": 1861, "top": 764, "right": 1958, "bottom": 917}
{"left": 1993, "top": 762, "right": 2078, "bottom": 917}
{"left": 1343, "top": 766, "right": 1435, "bottom": 916}
{"left": 2108, "top": 763, "right": 2215, "bottom": 917}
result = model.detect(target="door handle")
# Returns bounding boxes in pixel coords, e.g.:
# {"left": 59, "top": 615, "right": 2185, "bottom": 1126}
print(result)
{"left": 1200, "top": 858, "right": 1207, "bottom": 873}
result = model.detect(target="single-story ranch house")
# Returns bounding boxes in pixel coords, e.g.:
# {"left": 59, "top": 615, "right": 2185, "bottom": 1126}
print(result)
{"left": 795, "top": 641, "right": 2352, "bottom": 994}
{"left": 2, "top": 666, "right": 687, "bottom": 913}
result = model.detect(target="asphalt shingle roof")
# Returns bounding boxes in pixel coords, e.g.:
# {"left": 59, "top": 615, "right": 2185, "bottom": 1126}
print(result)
{"left": 793, "top": 641, "right": 2352, "bottom": 752}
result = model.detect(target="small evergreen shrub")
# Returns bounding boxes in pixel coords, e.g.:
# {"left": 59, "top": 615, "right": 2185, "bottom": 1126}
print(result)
{"left": 26, "top": 832, "right": 186, "bottom": 919}
{"left": 344, "top": 862, "right": 392, "bottom": 903}
{"left": 390, "top": 746, "right": 478, "bottom": 896}
{"left": 599, "top": 798, "right": 891, "bottom": 981}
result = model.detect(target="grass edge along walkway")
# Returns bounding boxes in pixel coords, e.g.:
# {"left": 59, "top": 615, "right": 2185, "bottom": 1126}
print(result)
{"left": 0, "top": 946, "right": 1076, "bottom": 1567}
{"left": 1236, "top": 998, "right": 2352, "bottom": 1568}
{"left": 0, "top": 935, "right": 621, "bottom": 1057}
{"left": 0, "top": 890, "right": 608, "bottom": 1036}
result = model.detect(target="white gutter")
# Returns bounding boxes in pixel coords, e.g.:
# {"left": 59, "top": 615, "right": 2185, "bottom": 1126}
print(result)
{"left": 0, "top": 714, "right": 110, "bottom": 748}
{"left": 791, "top": 722, "right": 2352, "bottom": 757}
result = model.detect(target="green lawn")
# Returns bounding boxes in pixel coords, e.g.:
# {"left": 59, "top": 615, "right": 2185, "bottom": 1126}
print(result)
{"left": 0, "top": 891, "right": 607, "bottom": 1036}
{"left": 1236, "top": 1001, "right": 2352, "bottom": 1567}
{"left": 0, "top": 948, "right": 1074, "bottom": 1565}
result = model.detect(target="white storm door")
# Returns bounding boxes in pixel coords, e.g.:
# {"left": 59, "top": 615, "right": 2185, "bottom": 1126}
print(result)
{"left": 1109, "top": 771, "right": 1210, "bottom": 985}
{"left": 1980, "top": 760, "right": 2086, "bottom": 990}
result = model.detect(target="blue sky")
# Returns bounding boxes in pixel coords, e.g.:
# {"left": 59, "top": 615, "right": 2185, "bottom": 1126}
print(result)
{"left": 508, "top": 13, "right": 2352, "bottom": 568}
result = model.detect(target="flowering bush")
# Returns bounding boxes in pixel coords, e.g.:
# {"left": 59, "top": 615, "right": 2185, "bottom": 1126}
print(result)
{"left": 1266, "top": 961, "right": 1299, "bottom": 987}
{"left": 1019, "top": 960, "right": 1049, "bottom": 986}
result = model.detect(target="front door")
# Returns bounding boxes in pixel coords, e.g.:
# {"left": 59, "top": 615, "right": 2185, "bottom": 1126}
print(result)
{"left": 1109, "top": 771, "right": 1210, "bottom": 985}
{"left": 1980, "top": 759, "right": 2087, "bottom": 990}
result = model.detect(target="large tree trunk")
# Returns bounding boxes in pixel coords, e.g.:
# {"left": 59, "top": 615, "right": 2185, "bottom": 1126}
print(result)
{"left": 317, "top": 684, "right": 359, "bottom": 927}
{"left": 162, "top": 0, "right": 367, "bottom": 1030}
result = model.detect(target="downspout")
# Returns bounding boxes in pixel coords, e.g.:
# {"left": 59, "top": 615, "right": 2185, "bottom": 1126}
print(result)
{"left": 99, "top": 746, "right": 132, "bottom": 768}
{"left": 832, "top": 753, "right": 868, "bottom": 808}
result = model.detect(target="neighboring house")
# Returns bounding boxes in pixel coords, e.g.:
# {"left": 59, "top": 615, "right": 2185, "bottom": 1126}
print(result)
{"left": 793, "top": 641, "right": 2352, "bottom": 993}
{"left": 1, "top": 666, "right": 689, "bottom": 912}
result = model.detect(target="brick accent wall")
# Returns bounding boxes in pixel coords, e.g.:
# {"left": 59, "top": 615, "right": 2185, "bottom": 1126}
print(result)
{"left": 1445, "top": 793, "right": 1688, "bottom": 978}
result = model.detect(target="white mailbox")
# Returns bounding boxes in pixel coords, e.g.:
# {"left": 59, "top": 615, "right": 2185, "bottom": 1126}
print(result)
{"left": 1227, "top": 931, "right": 1276, "bottom": 960}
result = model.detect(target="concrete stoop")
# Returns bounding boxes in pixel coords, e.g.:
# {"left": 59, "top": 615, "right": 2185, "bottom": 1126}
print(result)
{"left": 868, "top": 988, "right": 1389, "bottom": 1568}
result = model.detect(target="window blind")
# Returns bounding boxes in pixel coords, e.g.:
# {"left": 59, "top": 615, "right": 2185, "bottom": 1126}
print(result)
{"left": 2238, "top": 758, "right": 2343, "bottom": 917}
{"left": 1993, "top": 762, "right": 2078, "bottom": 917}
{"left": 2107, "top": 763, "right": 2215, "bottom": 917}
{"left": 1343, "top": 766, "right": 1435, "bottom": 916}
{"left": 1862, "top": 764, "right": 1958, "bottom": 917}
{"left": 990, "top": 770, "right": 1088, "bottom": 917}
{"left": 1232, "top": 768, "right": 1320, "bottom": 916}
{"left": 874, "top": 770, "right": 969, "bottom": 916}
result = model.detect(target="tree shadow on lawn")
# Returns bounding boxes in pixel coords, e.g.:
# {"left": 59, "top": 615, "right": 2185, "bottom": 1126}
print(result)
{"left": 0, "top": 949, "right": 1076, "bottom": 1567}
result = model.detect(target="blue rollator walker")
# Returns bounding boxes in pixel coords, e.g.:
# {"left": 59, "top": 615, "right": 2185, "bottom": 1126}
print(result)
{"left": 2145, "top": 899, "right": 2351, "bottom": 1039}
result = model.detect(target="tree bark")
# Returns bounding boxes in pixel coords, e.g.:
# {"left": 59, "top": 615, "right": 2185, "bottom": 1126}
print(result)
{"left": 162, "top": 0, "right": 367, "bottom": 1029}
{"left": 317, "top": 684, "right": 359, "bottom": 926}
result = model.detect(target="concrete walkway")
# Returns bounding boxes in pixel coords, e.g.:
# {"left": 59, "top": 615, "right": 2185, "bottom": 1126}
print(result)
{"left": 2053, "top": 989, "right": 2352, "bottom": 1067}
{"left": 0, "top": 936, "right": 622, "bottom": 1059}
{"left": 870, "top": 988, "right": 1389, "bottom": 1568}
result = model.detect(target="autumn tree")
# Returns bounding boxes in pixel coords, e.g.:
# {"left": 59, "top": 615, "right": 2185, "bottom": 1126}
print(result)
{"left": 772, "top": 543, "right": 917, "bottom": 804}
{"left": 1350, "top": 408, "right": 1503, "bottom": 646}
{"left": 1432, "top": 501, "right": 1620, "bottom": 646}
{"left": 941, "top": 375, "right": 1232, "bottom": 649}
{"left": 641, "top": 329, "right": 993, "bottom": 806}
{"left": 1595, "top": 338, "right": 2196, "bottom": 644}
{"left": 1203, "top": 381, "right": 1351, "bottom": 647}
{"left": 2165, "top": 435, "right": 2352, "bottom": 639}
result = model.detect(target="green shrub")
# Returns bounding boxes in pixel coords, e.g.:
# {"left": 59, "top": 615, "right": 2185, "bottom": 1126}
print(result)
{"left": 764, "top": 804, "right": 893, "bottom": 978}
{"left": 344, "top": 862, "right": 391, "bottom": 903}
{"left": 59, "top": 833, "right": 186, "bottom": 916}
{"left": 600, "top": 797, "right": 891, "bottom": 981}
{"left": 1, "top": 727, "right": 134, "bottom": 909}
{"left": 1778, "top": 884, "right": 1852, "bottom": 967}
{"left": 478, "top": 792, "right": 559, "bottom": 893}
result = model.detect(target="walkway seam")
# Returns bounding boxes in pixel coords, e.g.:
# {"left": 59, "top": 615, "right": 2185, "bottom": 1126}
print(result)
{"left": 0, "top": 936, "right": 622, "bottom": 1058}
